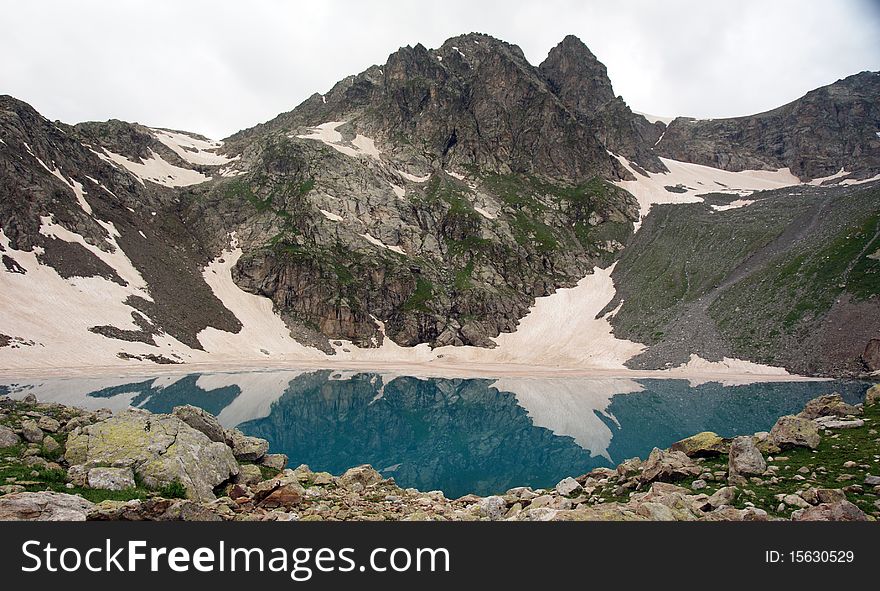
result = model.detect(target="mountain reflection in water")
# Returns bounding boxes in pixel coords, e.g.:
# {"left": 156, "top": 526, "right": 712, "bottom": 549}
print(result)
{"left": 1, "top": 371, "right": 870, "bottom": 497}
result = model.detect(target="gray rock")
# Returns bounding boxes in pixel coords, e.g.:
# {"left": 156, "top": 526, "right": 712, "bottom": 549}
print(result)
{"left": 0, "top": 492, "right": 94, "bottom": 521}
{"left": 37, "top": 416, "right": 61, "bottom": 433}
{"left": 20, "top": 419, "right": 44, "bottom": 444}
{"left": 639, "top": 447, "right": 701, "bottom": 483}
{"left": 707, "top": 487, "right": 738, "bottom": 508}
{"left": 864, "top": 475, "right": 880, "bottom": 486}
{"left": 65, "top": 410, "right": 239, "bottom": 501}
{"left": 172, "top": 405, "right": 226, "bottom": 443}
{"left": 236, "top": 464, "right": 263, "bottom": 486}
{"left": 41, "top": 435, "right": 60, "bottom": 455}
{"left": 783, "top": 494, "right": 810, "bottom": 508}
{"left": 792, "top": 500, "right": 869, "bottom": 521}
{"left": 259, "top": 453, "right": 288, "bottom": 471}
{"left": 474, "top": 495, "right": 506, "bottom": 520}
{"left": 0, "top": 425, "right": 20, "bottom": 447}
{"left": 225, "top": 429, "right": 269, "bottom": 462}
{"left": 22, "top": 393, "right": 37, "bottom": 404}
{"left": 87, "top": 467, "right": 136, "bottom": 491}
{"left": 728, "top": 436, "right": 766, "bottom": 477}
{"left": 555, "top": 477, "right": 583, "bottom": 496}
{"left": 770, "top": 415, "right": 821, "bottom": 449}
{"left": 798, "top": 394, "right": 861, "bottom": 420}
{"left": 337, "top": 465, "right": 382, "bottom": 492}
{"left": 691, "top": 479, "right": 707, "bottom": 490}
{"left": 815, "top": 417, "right": 864, "bottom": 430}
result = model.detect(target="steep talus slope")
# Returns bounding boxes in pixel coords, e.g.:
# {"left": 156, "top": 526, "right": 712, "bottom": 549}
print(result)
{"left": 655, "top": 71, "right": 880, "bottom": 181}
{"left": 607, "top": 181, "right": 880, "bottom": 375}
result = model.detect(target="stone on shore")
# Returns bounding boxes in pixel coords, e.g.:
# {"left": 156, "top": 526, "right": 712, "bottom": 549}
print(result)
{"left": 65, "top": 410, "right": 239, "bottom": 501}
{"left": 0, "top": 492, "right": 95, "bottom": 521}
{"left": 172, "top": 405, "right": 226, "bottom": 443}
{"left": 87, "top": 467, "right": 136, "bottom": 491}
{"left": 225, "top": 428, "right": 269, "bottom": 462}
{"left": 670, "top": 432, "right": 729, "bottom": 457}
{"left": 639, "top": 448, "right": 701, "bottom": 483}
{"left": 769, "top": 415, "right": 821, "bottom": 449}
{"left": 798, "top": 394, "right": 861, "bottom": 420}
{"left": 728, "top": 436, "right": 766, "bottom": 477}
{"left": 0, "top": 425, "right": 20, "bottom": 447}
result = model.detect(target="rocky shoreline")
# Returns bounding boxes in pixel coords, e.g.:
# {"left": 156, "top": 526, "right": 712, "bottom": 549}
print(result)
{"left": 0, "top": 385, "right": 878, "bottom": 521}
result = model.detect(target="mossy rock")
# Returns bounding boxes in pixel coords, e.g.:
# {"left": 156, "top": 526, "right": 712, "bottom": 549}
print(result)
{"left": 669, "top": 431, "right": 730, "bottom": 457}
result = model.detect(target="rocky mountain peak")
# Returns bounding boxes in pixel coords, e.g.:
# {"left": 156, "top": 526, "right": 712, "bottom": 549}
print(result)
{"left": 539, "top": 34, "right": 616, "bottom": 116}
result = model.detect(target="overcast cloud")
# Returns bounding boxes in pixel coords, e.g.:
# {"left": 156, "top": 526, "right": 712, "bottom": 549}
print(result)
{"left": 2, "top": 0, "right": 879, "bottom": 139}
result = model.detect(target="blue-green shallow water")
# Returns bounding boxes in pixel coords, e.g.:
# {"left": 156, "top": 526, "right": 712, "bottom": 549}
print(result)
{"left": 1, "top": 372, "right": 873, "bottom": 498}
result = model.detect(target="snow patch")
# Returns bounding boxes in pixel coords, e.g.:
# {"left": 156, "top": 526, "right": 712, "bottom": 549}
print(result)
{"left": 99, "top": 148, "right": 211, "bottom": 187}
{"left": 474, "top": 206, "right": 495, "bottom": 220}
{"left": 610, "top": 153, "right": 801, "bottom": 230}
{"left": 388, "top": 182, "right": 405, "bottom": 198}
{"left": 711, "top": 199, "right": 756, "bottom": 212}
{"left": 664, "top": 354, "right": 792, "bottom": 387}
{"left": 319, "top": 209, "right": 343, "bottom": 222}
{"left": 360, "top": 233, "right": 406, "bottom": 255}
{"left": 396, "top": 169, "right": 431, "bottom": 183}
{"left": 196, "top": 236, "right": 326, "bottom": 362}
{"left": 150, "top": 128, "right": 234, "bottom": 166}
{"left": 296, "top": 121, "right": 381, "bottom": 161}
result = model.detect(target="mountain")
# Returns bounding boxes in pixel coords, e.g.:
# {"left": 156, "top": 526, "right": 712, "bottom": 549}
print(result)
{"left": 1, "top": 33, "right": 878, "bottom": 376}
{"left": 655, "top": 71, "right": 880, "bottom": 181}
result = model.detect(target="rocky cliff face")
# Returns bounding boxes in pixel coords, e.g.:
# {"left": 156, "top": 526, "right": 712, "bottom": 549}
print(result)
{"left": 655, "top": 71, "right": 880, "bottom": 181}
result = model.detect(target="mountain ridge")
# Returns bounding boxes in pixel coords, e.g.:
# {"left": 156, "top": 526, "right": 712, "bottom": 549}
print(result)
{"left": 1, "top": 33, "right": 878, "bottom": 376}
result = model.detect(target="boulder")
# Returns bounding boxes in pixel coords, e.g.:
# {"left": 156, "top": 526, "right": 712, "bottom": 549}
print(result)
{"left": 20, "top": 419, "right": 44, "bottom": 443}
{"left": 0, "top": 491, "right": 95, "bottom": 521}
{"left": 555, "top": 477, "right": 583, "bottom": 496}
{"left": 225, "top": 428, "right": 269, "bottom": 462}
{"left": 792, "top": 500, "right": 869, "bottom": 521}
{"left": 337, "top": 465, "right": 383, "bottom": 492}
{"left": 260, "top": 453, "right": 288, "bottom": 471}
{"left": 769, "top": 415, "right": 821, "bottom": 449}
{"left": 236, "top": 464, "right": 263, "bottom": 486}
{"left": 670, "top": 432, "right": 729, "bottom": 457}
{"left": 259, "top": 483, "right": 305, "bottom": 508}
{"left": 728, "top": 436, "right": 766, "bottom": 477}
{"left": 65, "top": 410, "right": 239, "bottom": 501}
{"left": 707, "top": 486, "right": 738, "bottom": 508}
{"left": 87, "top": 467, "right": 136, "bottom": 491}
{"left": 798, "top": 394, "right": 861, "bottom": 420}
{"left": 41, "top": 435, "right": 60, "bottom": 455}
{"left": 639, "top": 447, "right": 701, "bottom": 483}
{"left": 474, "top": 496, "right": 506, "bottom": 520}
{"left": 0, "top": 424, "right": 20, "bottom": 447}
{"left": 864, "top": 384, "right": 880, "bottom": 407}
{"left": 814, "top": 417, "right": 864, "bottom": 430}
{"left": 172, "top": 405, "right": 226, "bottom": 443}
{"left": 37, "top": 416, "right": 61, "bottom": 433}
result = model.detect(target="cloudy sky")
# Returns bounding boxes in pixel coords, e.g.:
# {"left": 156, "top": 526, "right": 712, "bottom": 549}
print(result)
{"left": 3, "top": 0, "right": 879, "bottom": 139}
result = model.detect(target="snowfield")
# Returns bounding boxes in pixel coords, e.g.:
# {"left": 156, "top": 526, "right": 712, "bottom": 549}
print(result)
{"left": 97, "top": 148, "right": 211, "bottom": 187}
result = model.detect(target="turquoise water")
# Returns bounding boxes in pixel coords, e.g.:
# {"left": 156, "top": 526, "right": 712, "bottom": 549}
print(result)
{"left": 1, "top": 372, "right": 872, "bottom": 497}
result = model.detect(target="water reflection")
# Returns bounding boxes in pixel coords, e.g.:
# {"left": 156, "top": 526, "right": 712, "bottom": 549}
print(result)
{"left": 1, "top": 371, "right": 871, "bottom": 497}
